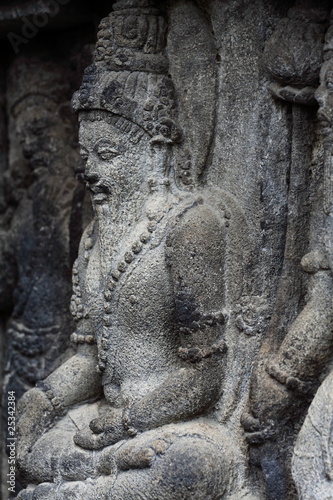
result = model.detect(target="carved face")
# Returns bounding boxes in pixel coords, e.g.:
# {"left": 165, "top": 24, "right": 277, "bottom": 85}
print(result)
{"left": 315, "top": 60, "right": 333, "bottom": 136}
{"left": 78, "top": 118, "right": 154, "bottom": 206}
{"left": 16, "top": 104, "right": 69, "bottom": 174}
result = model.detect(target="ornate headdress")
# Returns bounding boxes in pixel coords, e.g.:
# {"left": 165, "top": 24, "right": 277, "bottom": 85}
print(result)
{"left": 72, "top": 0, "right": 182, "bottom": 144}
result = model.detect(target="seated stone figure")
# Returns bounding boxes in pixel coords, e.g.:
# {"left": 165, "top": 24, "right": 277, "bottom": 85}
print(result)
{"left": 15, "top": 2, "right": 253, "bottom": 499}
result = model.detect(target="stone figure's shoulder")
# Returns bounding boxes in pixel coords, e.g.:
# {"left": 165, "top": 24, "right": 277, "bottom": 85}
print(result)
{"left": 165, "top": 196, "right": 226, "bottom": 273}
{"left": 169, "top": 196, "right": 225, "bottom": 248}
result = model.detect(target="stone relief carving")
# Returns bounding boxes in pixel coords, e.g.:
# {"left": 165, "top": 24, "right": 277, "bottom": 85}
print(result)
{"left": 243, "top": 4, "right": 333, "bottom": 500}
{"left": 3, "top": 0, "right": 333, "bottom": 499}
{"left": 291, "top": 12, "right": 333, "bottom": 500}
{"left": 14, "top": 1, "right": 259, "bottom": 499}
{"left": 264, "top": 4, "right": 328, "bottom": 106}
{"left": 2, "top": 54, "right": 83, "bottom": 398}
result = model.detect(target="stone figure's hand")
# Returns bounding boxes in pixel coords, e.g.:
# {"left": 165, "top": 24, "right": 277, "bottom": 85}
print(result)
{"left": 16, "top": 388, "right": 56, "bottom": 477}
{"left": 241, "top": 411, "right": 276, "bottom": 445}
{"left": 269, "top": 82, "right": 317, "bottom": 105}
{"left": 74, "top": 408, "right": 128, "bottom": 450}
{"left": 97, "top": 438, "right": 162, "bottom": 475}
{"left": 115, "top": 437, "right": 170, "bottom": 471}
{"left": 242, "top": 369, "right": 295, "bottom": 444}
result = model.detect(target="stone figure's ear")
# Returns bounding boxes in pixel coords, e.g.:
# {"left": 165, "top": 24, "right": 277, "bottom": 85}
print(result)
{"left": 167, "top": 0, "right": 217, "bottom": 184}
{"left": 149, "top": 137, "right": 172, "bottom": 178}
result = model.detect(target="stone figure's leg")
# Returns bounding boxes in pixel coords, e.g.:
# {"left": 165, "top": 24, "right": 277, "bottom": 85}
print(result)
{"left": 19, "top": 419, "right": 96, "bottom": 484}
{"left": 24, "top": 480, "right": 97, "bottom": 500}
{"left": 45, "top": 434, "right": 230, "bottom": 500}
{"left": 113, "top": 438, "right": 227, "bottom": 499}
{"left": 17, "top": 478, "right": 104, "bottom": 500}
{"left": 125, "top": 422, "right": 236, "bottom": 498}
{"left": 17, "top": 403, "right": 100, "bottom": 491}
{"left": 17, "top": 423, "right": 234, "bottom": 500}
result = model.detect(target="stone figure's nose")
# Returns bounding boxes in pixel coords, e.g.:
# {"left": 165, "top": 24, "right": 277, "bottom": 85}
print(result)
{"left": 84, "top": 172, "right": 99, "bottom": 186}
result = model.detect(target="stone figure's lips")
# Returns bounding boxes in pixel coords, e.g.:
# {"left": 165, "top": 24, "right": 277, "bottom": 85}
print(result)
{"left": 87, "top": 181, "right": 111, "bottom": 203}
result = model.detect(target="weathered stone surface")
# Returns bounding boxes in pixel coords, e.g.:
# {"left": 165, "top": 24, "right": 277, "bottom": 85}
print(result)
{"left": 2, "top": 0, "right": 333, "bottom": 499}
{"left": 3, "top": 53, "right": 78, "bottom": 397}
{"left": 292, "top": 369, "right": 333, "bottom": 499}
{"left": 0, "top": 37, "right": 93, "bottom": 497}
{"left": 290, "top": 12, "right": 333, "bottom": 500}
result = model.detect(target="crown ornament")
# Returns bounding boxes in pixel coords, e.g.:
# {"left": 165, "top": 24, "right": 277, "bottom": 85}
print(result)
{"left": 95, "top": 0, "right": 168, "bottom": 73}
{"left": 72, "top": 0, "right": 182, "bottom": 144}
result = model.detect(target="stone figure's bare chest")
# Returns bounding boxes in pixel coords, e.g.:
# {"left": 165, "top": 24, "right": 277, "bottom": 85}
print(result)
{"left": 83, "top": 226, "right": 175, "bottom": 335}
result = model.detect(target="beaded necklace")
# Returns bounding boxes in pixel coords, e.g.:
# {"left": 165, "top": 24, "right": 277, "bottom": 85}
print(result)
{"left": 70, "top": 189, "right": 190, "bottom": 373}
{"left": 97, "top": 209, "right": 165, "bottom": 373}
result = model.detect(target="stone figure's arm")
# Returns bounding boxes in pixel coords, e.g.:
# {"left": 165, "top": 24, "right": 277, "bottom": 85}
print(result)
{"left": 124, "top": 360, "right": 224, "bottom": 433}
{"left": 17, "top": 343, "right": 101, "bottom": 466}
{"left": 37, "top": 342, "right": 101, "bottom": 410}
{"left": 18, "top": 342, "right": 101, "bottom": 419}
{"left": 292, "top": 369, "right": 333, "bottom": 498}
{"left": 244, "top": 253, "right": 333, "bottom": 439}
{"left": 267, "top": 272, "right": 333, "bottom": 393}
{"left": 126, "top": 204, "right": 227, "bottom": 430}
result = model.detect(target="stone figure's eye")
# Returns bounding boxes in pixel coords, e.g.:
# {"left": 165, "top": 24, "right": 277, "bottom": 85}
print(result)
{"left": 98, "top": 149, "right": 119, "bottom": 161}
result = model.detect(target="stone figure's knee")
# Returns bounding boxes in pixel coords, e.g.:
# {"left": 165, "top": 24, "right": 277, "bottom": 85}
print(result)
{"left": 16, "top": 489, "right": 34, "bottom": 500}
{"left": 111, "top": 435, "right": 231, "bottom": 499}
{"left": 30, "top": 482, "right": 57, "bottom": 500}
{"left": 154, "top": 437, "right": 230, "bottom": 499}
{"left": 30, "top": 480, "right": 96, "bottom": 500}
